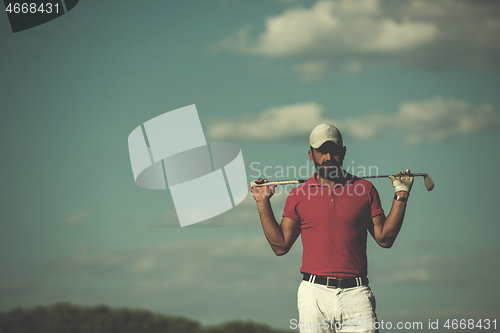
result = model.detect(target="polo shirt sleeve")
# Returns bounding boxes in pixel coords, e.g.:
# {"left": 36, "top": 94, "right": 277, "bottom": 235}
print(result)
{"left": 282, "top": 188, "right": 300, "bottom": 222}
{"left": 369, "top": 184, "right": 384, "bottom": 217}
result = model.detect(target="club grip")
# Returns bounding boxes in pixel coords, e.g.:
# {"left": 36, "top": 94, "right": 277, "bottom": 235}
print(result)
{"left": 250, "top": 179, "right": 305, "bottom": 187}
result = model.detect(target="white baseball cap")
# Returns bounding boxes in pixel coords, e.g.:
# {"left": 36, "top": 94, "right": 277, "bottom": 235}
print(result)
{"left": 309, "top": 123, "right": 343, "bottom": 149}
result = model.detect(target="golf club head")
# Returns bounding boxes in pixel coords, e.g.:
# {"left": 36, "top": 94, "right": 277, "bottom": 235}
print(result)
{"left": 422, "top": 174, "right": 435, "bottom": 191}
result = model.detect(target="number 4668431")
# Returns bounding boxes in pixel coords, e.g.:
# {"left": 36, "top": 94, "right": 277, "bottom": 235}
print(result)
{"left": 443, "top": 319, "right": 496, "bottom": 330}
{"left": 5, "top": 2, "right": 59, "bottom": 14}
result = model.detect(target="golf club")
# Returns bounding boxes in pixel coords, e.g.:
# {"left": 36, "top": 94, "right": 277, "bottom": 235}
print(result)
{"left": 250, "top": 173, "right": 434, "bottom": 191}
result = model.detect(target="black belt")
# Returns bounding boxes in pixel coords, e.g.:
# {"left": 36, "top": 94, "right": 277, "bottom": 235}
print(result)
{"left": 303, "top": 273, "right": 369, "bottom": 289}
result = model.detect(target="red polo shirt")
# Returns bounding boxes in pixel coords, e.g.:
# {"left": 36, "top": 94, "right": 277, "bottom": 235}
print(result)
{"left": 283, "top": 173, "right": 384, "bottom": 278}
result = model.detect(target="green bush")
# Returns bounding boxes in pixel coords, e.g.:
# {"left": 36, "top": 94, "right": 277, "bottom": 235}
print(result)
{"left": 0, "top": 304, "right": 292, "bottom": 333}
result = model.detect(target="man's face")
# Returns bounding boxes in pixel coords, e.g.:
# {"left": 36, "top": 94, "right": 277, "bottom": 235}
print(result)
{"left": 309, "top": 141, "right": 346, "bottom": 180}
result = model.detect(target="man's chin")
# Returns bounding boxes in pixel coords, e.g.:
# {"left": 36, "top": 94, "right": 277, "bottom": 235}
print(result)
{"left": 318, "top": 166, "right": 343, "bottom": 180}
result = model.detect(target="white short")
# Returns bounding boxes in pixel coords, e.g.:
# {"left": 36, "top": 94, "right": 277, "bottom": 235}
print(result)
{"left": 297, "top": 280, "right": 379, "bottom": 333}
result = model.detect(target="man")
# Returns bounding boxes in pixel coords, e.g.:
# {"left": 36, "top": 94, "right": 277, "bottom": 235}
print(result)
{"left": 250, "top": 123, "right": 413, "bottom": 333}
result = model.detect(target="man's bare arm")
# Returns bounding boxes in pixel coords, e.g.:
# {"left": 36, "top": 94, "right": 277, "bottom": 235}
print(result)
{"left": 369, "top": 170, "right": 413, "bottom": 248}
{"left": 369, "top": 191, "right": 409, "bottom": 248}
{"left": 251, "top": 178, "right": 301, "bottom": 256}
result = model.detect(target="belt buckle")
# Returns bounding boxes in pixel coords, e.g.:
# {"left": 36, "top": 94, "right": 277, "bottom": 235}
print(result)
{"left": 326, "top": 277, "right": 338, "bottom": 289}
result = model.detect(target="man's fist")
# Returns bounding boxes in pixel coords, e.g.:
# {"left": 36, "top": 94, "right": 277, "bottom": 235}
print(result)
{"left": 389, "top": 169, "right": 414, "bottom": 193}
{"left": 250, "top": 178, "right": 276, "bottom": 202}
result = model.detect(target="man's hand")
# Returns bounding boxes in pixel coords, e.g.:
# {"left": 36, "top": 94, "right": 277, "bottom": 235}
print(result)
{"left": 389, "top": 169, "right": 414, "bottom": 193}
{"left": 250, "top": 178, "right": 276, "bottom": 202}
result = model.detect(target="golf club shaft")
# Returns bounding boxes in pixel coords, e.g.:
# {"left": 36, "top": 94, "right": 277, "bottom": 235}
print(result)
{"left": 360, "top": 173, "right": 428, "bottom": 179}
{"left": 250, "top": 173, "right": 434, "bottom": 191}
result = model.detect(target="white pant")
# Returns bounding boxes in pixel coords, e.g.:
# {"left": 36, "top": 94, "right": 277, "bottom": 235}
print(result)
{"left": 297, "top": 280, "right": 379, "bottom": 333}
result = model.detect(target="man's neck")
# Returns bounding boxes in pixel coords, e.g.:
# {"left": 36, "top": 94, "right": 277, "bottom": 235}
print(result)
{"left": 314, "top": 165, "right": 350, "bottom": 187}
{"left": 315, "top": 173, "right": 344, "bottom": 189}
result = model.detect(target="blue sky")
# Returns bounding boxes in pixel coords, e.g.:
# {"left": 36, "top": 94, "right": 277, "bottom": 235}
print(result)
{"left": 1, "top": 0, "right": 499, "bottom": 331}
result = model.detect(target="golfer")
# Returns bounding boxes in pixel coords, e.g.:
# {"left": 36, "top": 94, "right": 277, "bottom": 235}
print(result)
{"left": 250, "top": 124, "right": 413, "bottom": 333}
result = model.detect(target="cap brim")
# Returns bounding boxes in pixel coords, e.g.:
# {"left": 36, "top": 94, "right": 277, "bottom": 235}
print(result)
{"left": 310, "top": 139, "right": 340, "bottom": 149}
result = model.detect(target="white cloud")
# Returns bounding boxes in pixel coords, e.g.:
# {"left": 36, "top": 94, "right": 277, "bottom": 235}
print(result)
{"left": 394, "top": 97, "right": 500, "bottom": 145}
{"left": 383, "top": 268, "right": 431, "bottom": 283}
{"left": 45, "top": 236, "right": 303, "bottom": 325}
{"left": 149, "top": 193, "right": 289, "bottom": 228}
{"left": 52, "top": 236, "right": 302, "bottom": 290}
{"left": 0, "top": 279, "right": 38, "bottom": 297}
{"left": 371, "top": 250, "right": 500, "bottom": 286}
{"left": 50, "top": 236, "right": 495, "bottom": 310}
{"left": 63, "top": 211, "right": 92, "bottom": 226}
{"left": 207, "top": 102, "right": 333, "bottom": 140}
{"left": 256, "top": 1, "right": 341, "bottom": 57}
{"left": 253, "top": 0, "right": 438, "bottom": 56}
{"left": 216, "top": 0, "right": 500, "bottom": 78}
{"left": 54, "top": 247, "right": 126, "bottom": 273}
{"left": 207, "top": 97, "right": 500, "bottom": 145}
{"left": 293, "top": 61, "right": 330, "bottom": 82}
{"left": 275, "top": 0, "right": 313, "bottom": 4}
{"left": 6, "top": 231, "right": 499, "bottom": 326}
{"left": 362, "top": 19, "right": 437, "bottom": 52}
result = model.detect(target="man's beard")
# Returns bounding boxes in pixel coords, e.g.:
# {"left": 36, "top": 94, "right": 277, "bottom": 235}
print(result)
{"left": 314, "top": 160, "right": 346, "bottom": 181}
